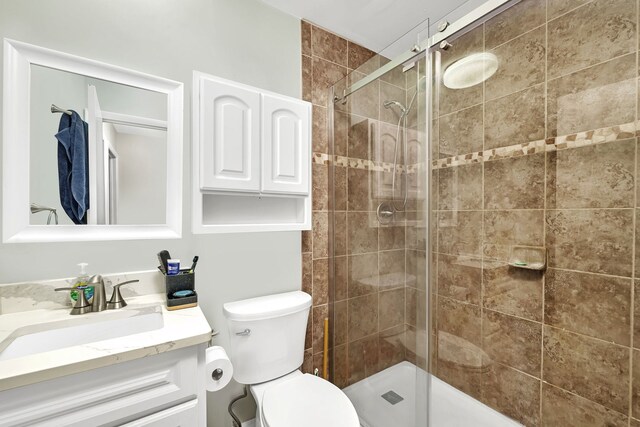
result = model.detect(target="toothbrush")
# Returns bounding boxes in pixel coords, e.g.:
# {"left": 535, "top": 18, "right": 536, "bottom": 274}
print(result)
{"left": 189, "top": 256, "right": 199, "bottom": 273}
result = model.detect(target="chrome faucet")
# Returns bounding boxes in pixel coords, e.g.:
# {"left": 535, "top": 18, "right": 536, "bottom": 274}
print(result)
{"left": 88, "top": 275, "right": 107, "bottom": 312}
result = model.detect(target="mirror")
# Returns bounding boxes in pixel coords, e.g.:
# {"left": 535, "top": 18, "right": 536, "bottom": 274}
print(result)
{"left": 3, "top": 39, "right": 183, "bottom": 242}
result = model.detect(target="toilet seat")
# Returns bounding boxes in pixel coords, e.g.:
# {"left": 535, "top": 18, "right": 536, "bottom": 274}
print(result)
{"left": 261, "top": 373, "right": 359, "bottom": 427}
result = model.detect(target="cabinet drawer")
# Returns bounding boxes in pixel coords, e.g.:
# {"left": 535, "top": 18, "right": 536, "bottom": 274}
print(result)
{"left": 0, "top": 346, "right": 200, "bottom": 427}
{"left": 121, "top": 399, "right": 199, "bottom": 427}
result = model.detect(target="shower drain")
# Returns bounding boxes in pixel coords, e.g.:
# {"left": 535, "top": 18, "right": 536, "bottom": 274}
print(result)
{"left": 381, "top": 390, "right": 404, "bottom": 405}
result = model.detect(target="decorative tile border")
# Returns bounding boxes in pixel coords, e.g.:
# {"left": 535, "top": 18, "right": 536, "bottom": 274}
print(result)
{"left": 312, "top": 152, "right": 409, "bottom": 173}
{"left": 432, "top": 122, "right": 637, "bottom": 170}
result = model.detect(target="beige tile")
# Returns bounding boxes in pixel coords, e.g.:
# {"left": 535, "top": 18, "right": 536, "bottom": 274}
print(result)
{"left": 484, "top": 154, "right": 545, "bottom": 209}
{"left": 348, "top": 253, "right": 379, "bottom": 298}
{"left": 483, "top": 210, "right": 544, "bottom": 261}
{"left": 482, "top": 310, "right": 542, "bottom": 376}
{"left": 437, "top": 211, "right": 483, "bottom": 257}
{"left": 312, "top": 304, "right": 329, "bottom": 354}
{"left": 405, "top": 287, "right": 427, "bottom": 328}
{"left": 347, "top": 167, "right": 371, "bottom": 211}
{"left": 334, "top": 300, "right": 348, "bottom": 346}
{"left": 311, "top": 25, "right": 348, "bottom": 66}
{"left": 546, "top": 209, "right": 634, "bottom": 277}
{"left": 438, "top": 106, "right": 484, "bottom": 159}
{"left": 484, "top": 0, "right": 546, "bottom": 49}
{"left": 543, "top": 326, "right": 630, "bottom": 413}
{"left": 481, "top": 364, "right": 541, "bottom": 426}
{"left": 334, "top": 165, "right": 347, "bottom": 211}
{"left": 348, "top": 293, "right": 379, "bottom": 343}
{"left": 486, "top": 26, "right": 546, "bottom": 101}
{"left": 335, "top": 255, "right": 348, "bottom": 301}
{"left": 379, "top": 225, "right": 405, "bottom": 250}
{"left": 541, "top": 383, "right": 628, "bottom": 427}
{"left": 547, "top": 54, "right": 637, "bottom": 137}
{"left": 347, "top": 211, "right": 378, "bottom": 254}
{"left": 438, "top": 163, "right": 483, "bottom": 210}
{"left": 348, "top": 115, "right": 374, "bottom": 160}
{"left": 379, "top": 325, "right": 405, "bottom": 371}
{"left": 312, "top": 211, "right": 329, "bottom": 259}
{"left": 545, "top": 268, "right": 631, "bottom": 345}
{"left": 547, "top": 0, "right": 636, "bottom": 80}
{"left": 312, "top": 258, "right": 329, "bottom": 306}
{"left": 333, "top": 344, "right": 349, "bottom": 388}
{"left": 379, "top": 250, "right": 405, "bottom": 287}
{"left": 379, "top": 288, "right": 405, "bottom": 330}
{"left": 406, "top": 249, "right": 427, "bottom": 292}
{"left": 547, "top": 0, "right": 591, "bottom": 20}
{"left": 437, "top": 296, "right": 481, "bottom": 347}
{"left": 483, "top": 261, "right": 543, "bottom": 321}
{"left": 437, "top": 254, "right": 481, "bottom": 305}
{"left": 547, "top": 138, "right": 636, "bottom": 208}
{"left": 302, "top": 55, "right": 312, "bottom": 103}
{"left": 348, "top": 334, "right": 379, "bottom": 384}
{"left": 632, "top": 418, "right": 640, "bottom": 427}
{"left": 333, "top": 111, "right": 348, "bottom": 157}
{"left": 484, "top": 84, "right": 546, "bottom": 150}
{"left": 312, "top": 57, "right": 347, "bottom": 107}
{"left": 348, "top": 41, "right": 376, "bottom": 71}
{"left": 312, "top": 162, "right": 328, "bottom": 211}
{"left": 334, "top": 211, "right": 347, "bottom": 257}
{"left": 312, "top": 105, "right": 328, "bottom": 153}
{"left": 349, "top": 71, "right": 379, "bottom": 119}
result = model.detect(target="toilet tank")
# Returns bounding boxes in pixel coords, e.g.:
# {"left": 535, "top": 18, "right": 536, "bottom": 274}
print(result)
{"left": 223, "top": 291, "right": 312, "bottom": 384}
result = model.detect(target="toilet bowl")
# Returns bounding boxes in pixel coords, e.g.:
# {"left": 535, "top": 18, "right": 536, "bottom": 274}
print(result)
{"left": 223, "top": 291, "right": 359, "bottom": 427}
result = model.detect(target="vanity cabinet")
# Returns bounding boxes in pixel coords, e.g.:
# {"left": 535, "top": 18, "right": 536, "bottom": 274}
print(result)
{"left": 193, "top": 71, "right": 312, "bottom": 233}
{"left": 0, "top": 345, "right": 206, "bottom": 426}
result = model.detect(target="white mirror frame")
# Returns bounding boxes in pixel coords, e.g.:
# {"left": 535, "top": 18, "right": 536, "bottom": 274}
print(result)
{"left": 2, "top": 39, "right": 183, "bottom": 243}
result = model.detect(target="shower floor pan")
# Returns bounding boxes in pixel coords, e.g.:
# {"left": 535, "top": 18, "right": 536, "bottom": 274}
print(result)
{"left": 343, "top": 361, "right": 521, "bottom": 427}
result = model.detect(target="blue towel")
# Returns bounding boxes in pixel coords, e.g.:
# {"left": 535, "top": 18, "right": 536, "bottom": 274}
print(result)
{"left": 55, "top": 111, "right": 89, "bottom": 224}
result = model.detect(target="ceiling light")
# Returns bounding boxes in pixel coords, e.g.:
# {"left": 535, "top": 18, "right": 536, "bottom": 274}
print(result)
{"left": 443, "top": 52, "right": 499, "bottom": 89}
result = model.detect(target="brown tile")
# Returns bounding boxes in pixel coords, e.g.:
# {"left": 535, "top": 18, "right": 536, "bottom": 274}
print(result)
{"left": 334, "top": 211, "right": 347, "bottom": 256}
{"left": 348, "top": 293, "right": 379, "bottom": 341}
{"left": 405, "top": 286, "right": 427, "bottom": 329}
{"left": 437, "top": 296, "right": 481, "bottom": 346}
{"left": 379, "top": 325, "right": 405, "bottom": 370}
{"left": 545, "top": 269, "right": 631, "bottom": 345}
{"left": 348, "top": 211, "right": 378, "bottom": 254}
{"left": 312, "top": 105, "right": 328, "bottom": 153}
{"left": 379, "top": 288, "right": 405, "bottom": 330}
{"left": 334, "top": 344, "right": 348, "bottom": 388}
{"left": 347, "top": 167, "right": 371, "bottom": 211}
{"left": 334, "top": 300, "right": 348, "bottom": 346}
{"left": 302, "top": 55, "right": 312, "bottom": 103}
{"left": 333, "top": 110, "right": 348, "bottom": 157}
{"left": 302, "top": 229, "right": 312, "bottom": 253}
{"left": 312, "top": 57, "right": 347, "bottom": 107}
{"left": 546, "top": 209, "right": 634, "bottom": 277}
{"left": 632, "top": 418, "right": 640, "bottom": 427}
{"left": 302, "top": 348, "right": 313, "bottom": 374}
{"left": 312, "top": 211, "right": 329, "bottom": 259}
{"left": 312, "top": 304, "right": 329, "bottom": 354}
{"left": 484, "top": 84, "right": 546, "bottom": 150}
{"left": 486, "top": 26, "right": 546, "bottom": 101}
{"left": 484, "top": 154, "right": 545, "bottom": 209}
{"left": 305, "top": 310, "right": 312, "bottom": 350}
{"left": 312, "top": 258, "right": 329, "bottom": 306}
{"left": 547, "top": 0, "right": 636, "bottom": 80}
{"left": 439, "top": 26, "right": 484, "bottom": 115}
{"left": 334, "top": 166, "right": 347, "bottom": 211}
{"left": 437, "top": 254, "right": 481, "bottom": 305}
{"left": 348, "top": 253, "right": 379, "bottom": 298}
{"left": 349, "top": 71, "right": 380, "bottom": 119}
{"left": 483, "top": 261, "right": 543, "bottom": 321}
{"left": 435, "top": 345, "right": 483, "bottom": 399}
{"left": 379, "top": 250, "right": 405, "bottom": 287}
{"left": 380, "top": 82, "right": 406, "bottom": 124}
{"left": 379, "top": 225, "right": 405, "bottom": 250}
{"left": 301, "top": 21, "right": 311, "bottom": 56}
{"left": 634, "top": 280, "right": 640, "bottom": 347}
{"left": 312, "top": 162, "right": 328, "bottom": 211}
{"left": 481, "top": 364, "right": 541, "bottom": 426}
{"left": 633, "top": 350, "right": 640, "bottom": 418}
{"left": 484, "top": 0, "right": 546, "bottom": 49}
{"left": 547, "top": 0, "right": 591, "bottom": 20}
{"left": 311, "top": 25, "right": 348, "bottom": 66}
{"left": 406, "top": 249, "right": 427, "bottom": 292}
{"left": 542, "top": 382, "right": 628, "bottom": 427}
{"left": 482, "top": 310, "right": 542, "bottom": 376}
{"left": 543, "top": 326, "right": 630, "bottom": 413}
{"left": 438, "top": 163, "right": 483, "bottom": 210}
{"left": 348, "top": 115, "right": 374, "bottom": 160}
{"left": 547, "top": 54, "right": 636, "bottom": 137}
{"left": 438, "top": 105, "right": 483, "bottom": 158}
{"left": 437, "top": 211, "right": 483, "bottom": 257}
{"left": 348, "top": 334, "right": 379, "bottom": 384}
{"left": 547, "top": 138, "right": 635, "bottom": 209}
{"left": 302, "top": 252, "right": 312, "bottom": 296}
{"left": 483, "top": 210, "right": 544, "bottom": 261}
{"left": 348, "top": 42, "right": 376, "bottom": 71}
{"left": 335, "top": 255, "right": 348, "bottom": 301}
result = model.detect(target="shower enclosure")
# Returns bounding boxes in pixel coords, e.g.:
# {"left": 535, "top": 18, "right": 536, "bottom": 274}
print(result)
{"left": 327, "top": 0, "right": 640, "bottom": 425}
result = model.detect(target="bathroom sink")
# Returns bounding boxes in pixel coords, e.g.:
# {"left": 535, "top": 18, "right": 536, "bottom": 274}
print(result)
{"left": 0, "top": 307, "right": 164, "bottom": 361}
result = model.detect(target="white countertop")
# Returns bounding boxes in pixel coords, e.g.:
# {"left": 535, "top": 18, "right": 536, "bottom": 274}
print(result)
{"left": 0, "top": 293, "right": 214, "bottom": 392}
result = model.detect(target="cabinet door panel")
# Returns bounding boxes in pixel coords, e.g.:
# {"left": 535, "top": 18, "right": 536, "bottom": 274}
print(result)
{"left": 261, "top": 93, "right": 310, "bottom": 195}
{"left": 121, "top": 399, "right": 199, "bottom": 426}
{"left": 200, "top": 78, "right": 260, "bottom": 192}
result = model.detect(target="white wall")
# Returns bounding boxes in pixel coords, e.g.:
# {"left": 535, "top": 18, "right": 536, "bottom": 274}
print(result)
{"left": 0, "top": 1, "right": 302, "bottom": 426}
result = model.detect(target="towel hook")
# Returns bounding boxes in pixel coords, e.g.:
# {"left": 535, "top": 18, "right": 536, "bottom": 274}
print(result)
{"left": 51, "top": 104, "right": 72, "bottom": 116}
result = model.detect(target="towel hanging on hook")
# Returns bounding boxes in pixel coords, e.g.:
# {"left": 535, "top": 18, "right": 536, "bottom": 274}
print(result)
{"left": 51, "top": 104, "right": 72, "bottom": 116}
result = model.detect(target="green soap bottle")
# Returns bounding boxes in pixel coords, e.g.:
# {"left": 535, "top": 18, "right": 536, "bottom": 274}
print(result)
{"left": 67, "top": 262, "right": 94, "bottom": 303}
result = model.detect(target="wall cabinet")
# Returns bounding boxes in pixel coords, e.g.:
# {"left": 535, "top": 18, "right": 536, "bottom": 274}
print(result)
{"left": 193, "top": 71, "right": 312, "bottom": 233}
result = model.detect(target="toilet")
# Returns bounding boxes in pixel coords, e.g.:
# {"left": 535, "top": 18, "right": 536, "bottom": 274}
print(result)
{"left": 223, "top": 291, "right": 360, "bottom": 427}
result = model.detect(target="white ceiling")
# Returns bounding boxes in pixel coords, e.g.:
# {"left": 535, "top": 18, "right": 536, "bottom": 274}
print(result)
{"left": 261, "top": 0, "right": 490, "bottom": 58}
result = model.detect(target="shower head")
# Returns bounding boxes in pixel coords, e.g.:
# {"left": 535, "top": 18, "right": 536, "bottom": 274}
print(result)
{"left": 383, "top": 100, "right": 407, "bottom": 115}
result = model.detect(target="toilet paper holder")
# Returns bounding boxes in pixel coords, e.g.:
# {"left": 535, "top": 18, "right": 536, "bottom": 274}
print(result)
{"left": 212, "top": 368, "right": 224, "bottom": 381}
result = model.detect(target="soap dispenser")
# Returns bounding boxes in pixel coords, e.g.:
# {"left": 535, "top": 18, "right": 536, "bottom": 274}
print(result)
{"left": 67, "top": 262, "right": 93, "bottom": 303}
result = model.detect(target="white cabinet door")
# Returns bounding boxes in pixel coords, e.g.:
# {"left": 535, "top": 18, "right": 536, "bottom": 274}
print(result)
{"left": 261, "top": 93, "right": 310, "bottom": 195}
{"left": 200, "top": 77, "right": 260, "bottom": 192}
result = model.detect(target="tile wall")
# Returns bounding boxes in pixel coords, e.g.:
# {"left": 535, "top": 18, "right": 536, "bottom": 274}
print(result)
{"left": 432, "top": 0, "right": 640, "bottom": 425}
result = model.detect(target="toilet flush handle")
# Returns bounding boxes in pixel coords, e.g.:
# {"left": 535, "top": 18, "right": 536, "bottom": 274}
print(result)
{"left": 235, "top": 329, "right": 251, "bottom": 336}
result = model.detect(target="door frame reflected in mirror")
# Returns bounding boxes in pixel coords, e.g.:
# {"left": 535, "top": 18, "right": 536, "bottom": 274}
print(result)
{"left": 2, "top": 39, "right": 183, "bottom": 243}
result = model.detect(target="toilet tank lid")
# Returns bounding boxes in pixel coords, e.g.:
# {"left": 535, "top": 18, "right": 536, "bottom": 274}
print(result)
{"left": 223, "top": 291, "right": 311, "bottom": 321}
